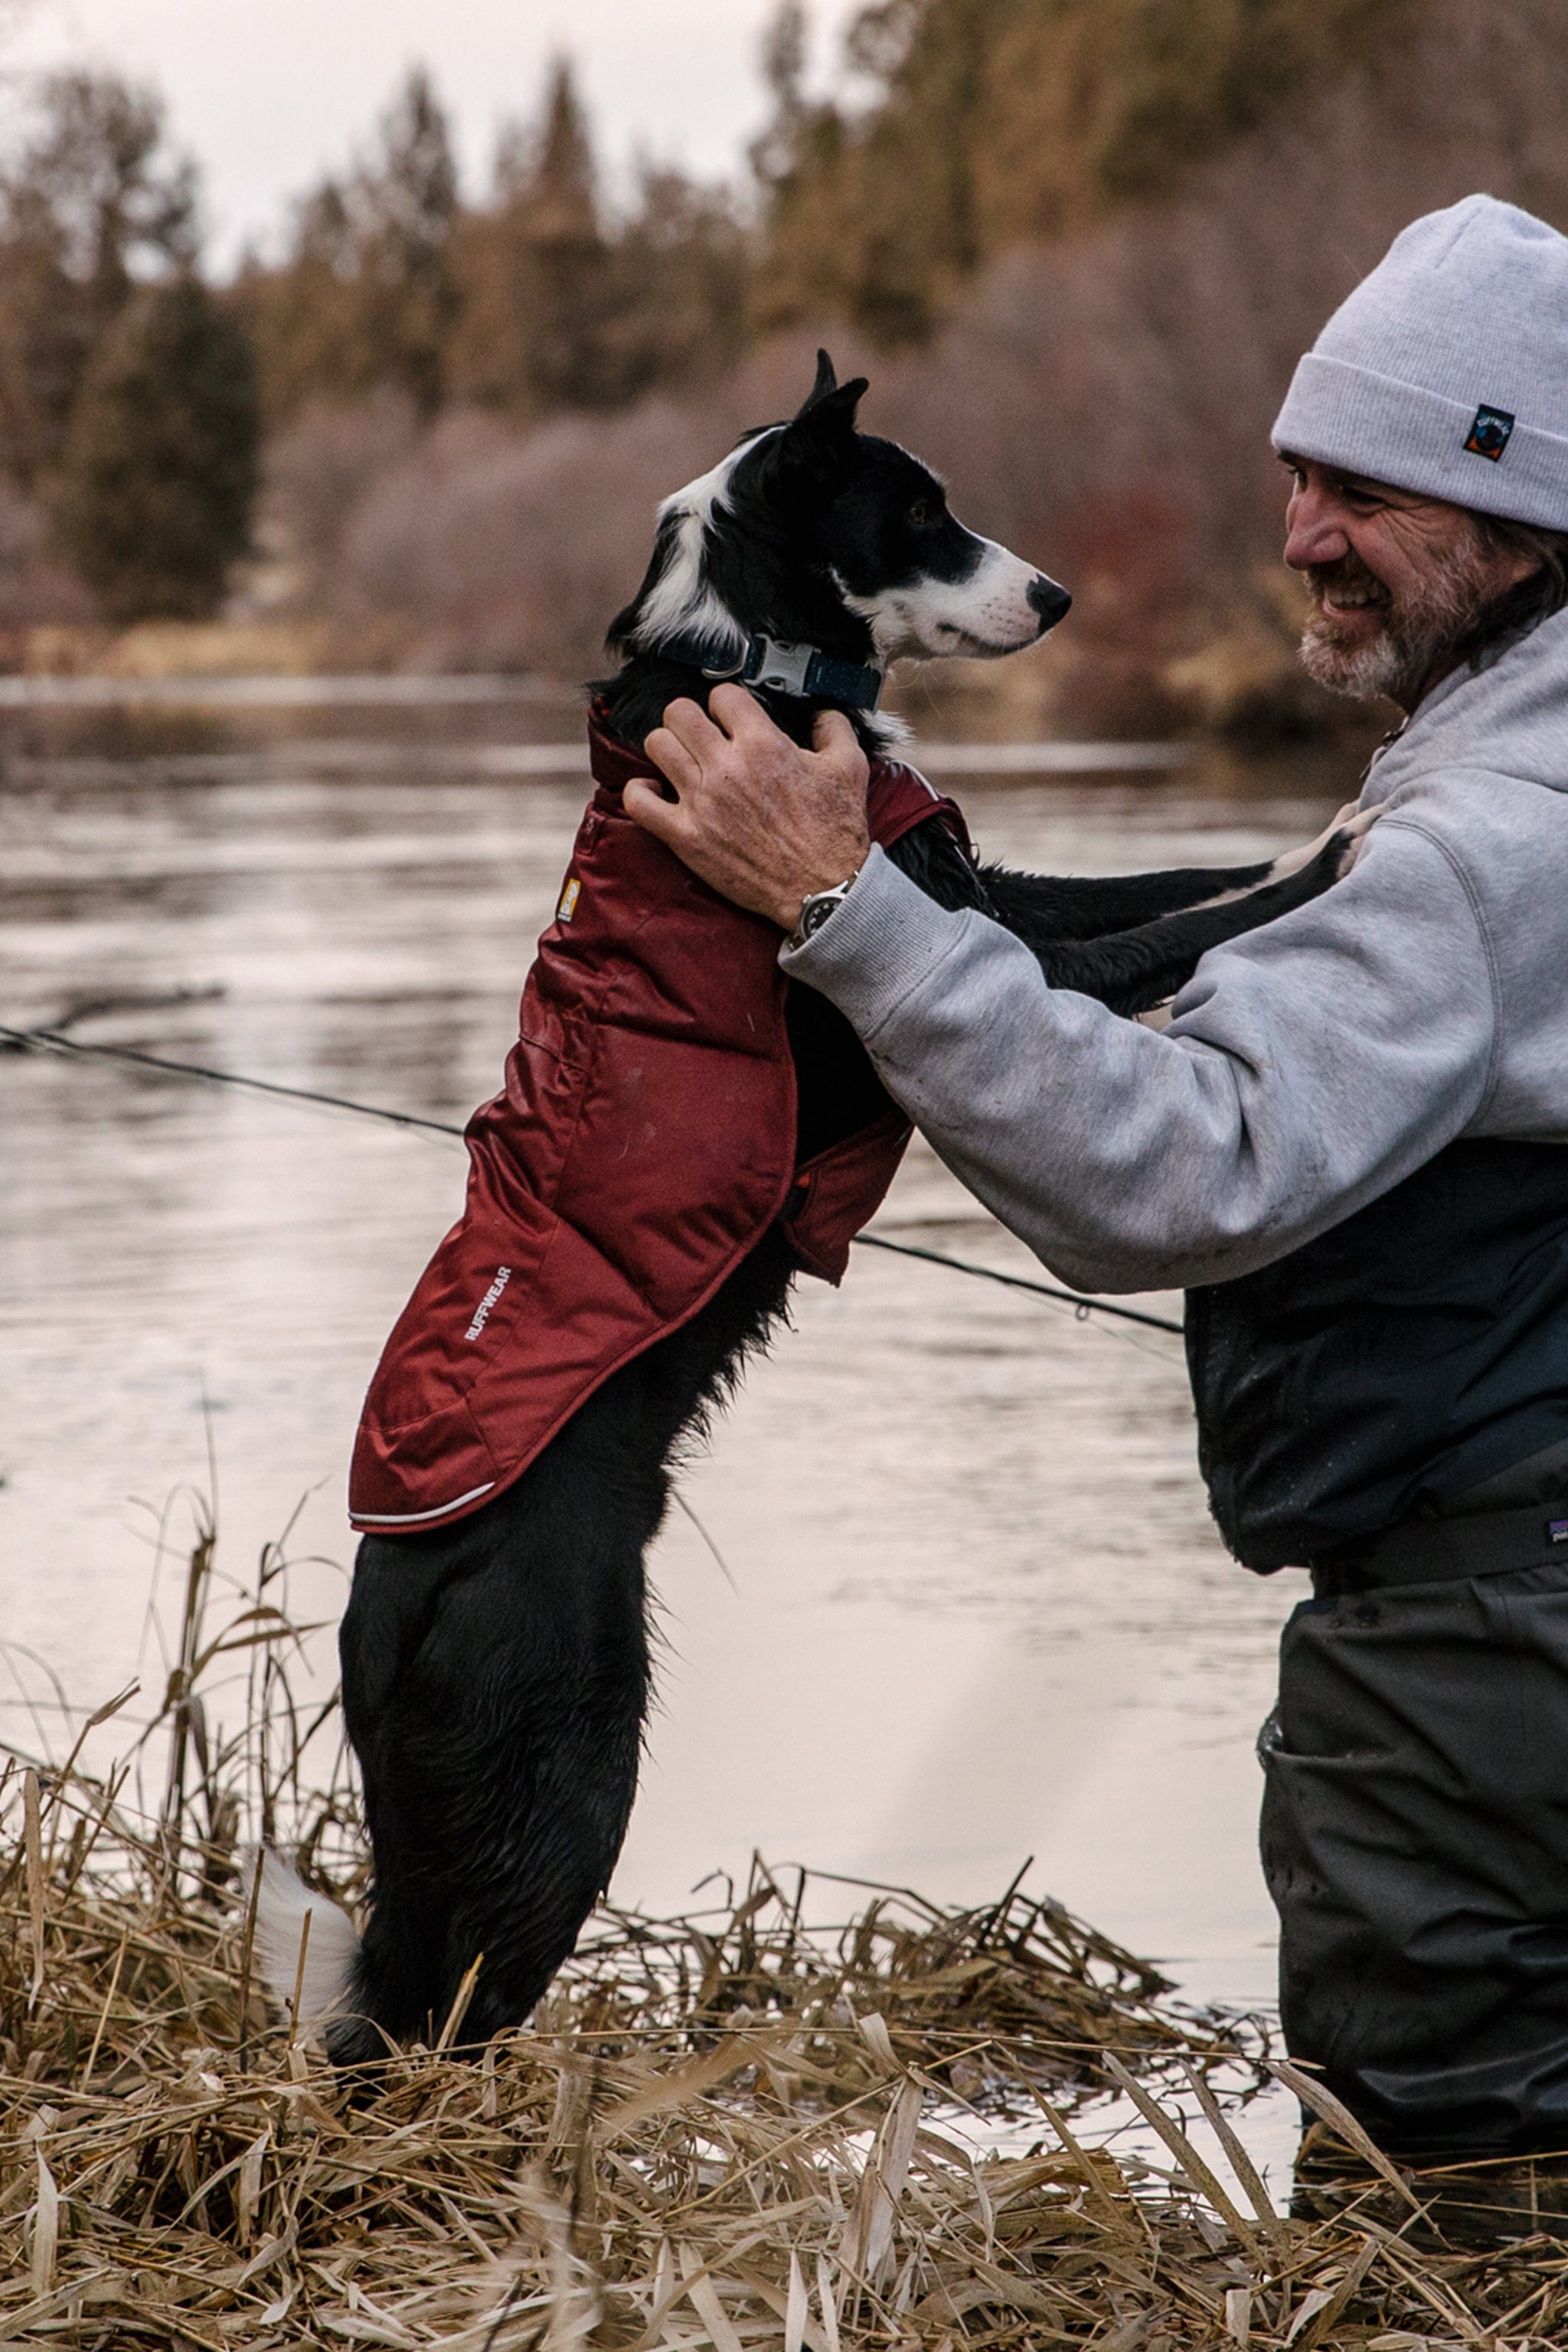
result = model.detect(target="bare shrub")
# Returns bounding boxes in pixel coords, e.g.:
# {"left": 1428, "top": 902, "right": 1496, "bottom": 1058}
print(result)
{"left": 323, "top": 401, "right": 718, "bottom": 675}
{"left": 262, "top": 391, "right": 423, "bottom": 584}
{"left": 0, "top": 481, "right": 96, "bottom": 628}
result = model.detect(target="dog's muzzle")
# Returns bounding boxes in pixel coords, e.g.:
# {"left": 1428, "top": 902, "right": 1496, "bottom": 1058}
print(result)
{"left": 1027, "top": 575, "right": 1073, "bottom": 634}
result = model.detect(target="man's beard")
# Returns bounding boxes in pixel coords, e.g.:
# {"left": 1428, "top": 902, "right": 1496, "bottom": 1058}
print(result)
{"left": 1298, "top": 536, "right": 1495, "bottom": 705}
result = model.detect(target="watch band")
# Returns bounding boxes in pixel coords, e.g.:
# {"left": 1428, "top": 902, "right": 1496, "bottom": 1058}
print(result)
{"left": 784, "top": 862, "right": 864, "bottom": 954}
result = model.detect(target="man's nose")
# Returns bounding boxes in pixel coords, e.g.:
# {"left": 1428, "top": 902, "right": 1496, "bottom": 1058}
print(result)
{"left": 1027, "top": 573, "right": 1073, "bottom": 632}
{"left": 1283, "top": 485, "right": 1351, "bottom": 573}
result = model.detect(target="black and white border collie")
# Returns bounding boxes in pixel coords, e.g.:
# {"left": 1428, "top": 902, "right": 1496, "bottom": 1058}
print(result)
{"left": 255, "top": 354, "right": 1363, "bottom": 2065}
{"left": 598, "top": 351, "right": 1068, "bottom": 756}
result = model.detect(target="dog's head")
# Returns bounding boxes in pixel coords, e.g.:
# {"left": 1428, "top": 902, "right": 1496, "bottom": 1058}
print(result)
{"left": 608, "top": 351, "right": 1070, "bottom": 689}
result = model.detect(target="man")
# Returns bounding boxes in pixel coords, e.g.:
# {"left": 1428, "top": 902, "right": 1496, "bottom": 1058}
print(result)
{"left": 623, "top": 194, "right": 1568, "bottom": 2159}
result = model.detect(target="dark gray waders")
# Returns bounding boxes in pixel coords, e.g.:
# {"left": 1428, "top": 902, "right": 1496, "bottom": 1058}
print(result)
{"left": 1262, "top": 1516, "right": 1568, "bottom": 2158}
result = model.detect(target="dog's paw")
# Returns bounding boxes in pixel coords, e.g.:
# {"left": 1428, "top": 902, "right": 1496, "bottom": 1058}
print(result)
{"left": 1331, "top": 802, "right": 1383, "bottom": 880}
{"left": 240, "top": 1846, "right": 361, "bottom": 2029}
{"left": 1268, "top": 799, "right": 1379, "bottom": 886}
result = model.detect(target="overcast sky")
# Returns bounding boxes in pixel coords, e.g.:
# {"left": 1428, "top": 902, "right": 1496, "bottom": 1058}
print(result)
{"left": 6, "top": 0, "right": 864, "bottom": 267}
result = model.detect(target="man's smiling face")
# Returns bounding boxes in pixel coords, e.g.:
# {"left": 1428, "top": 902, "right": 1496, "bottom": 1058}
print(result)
{"left": 1279, "top": 454, "right": 1542, "bottom": 708}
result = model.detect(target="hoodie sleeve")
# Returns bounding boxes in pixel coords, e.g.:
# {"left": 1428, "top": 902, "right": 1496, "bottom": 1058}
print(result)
{"left": 779, "top": 820, "right": 1498, "bottom": 1293}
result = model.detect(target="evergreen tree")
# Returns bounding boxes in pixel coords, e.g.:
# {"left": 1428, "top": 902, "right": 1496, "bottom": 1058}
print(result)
{"left": 234, "top": 178, "right": 365, "bottom": 420}
{"left": 234, "top": 66, "right": 458, "bottom": 422}
{"left": 52, "top": 275, "right": 260, "bottom": 622}
{"left": 0, "top": 71, "right": 198, "bottom": 486}
{"left": 450, "top": 57, "right": 614, "bottom": 414}
{"left": 355, "top": 66, "right": 459, "bottom": 416}
{"left": 752, "top": 0, "right": 1412, "bottom": 343}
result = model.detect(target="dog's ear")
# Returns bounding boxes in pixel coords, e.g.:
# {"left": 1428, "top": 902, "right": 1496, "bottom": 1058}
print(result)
{"left": 797, "top": 348, "right": 838, "bottom": 414}
{"left": 774, "top": 356, "right": 868, "bottom": 479}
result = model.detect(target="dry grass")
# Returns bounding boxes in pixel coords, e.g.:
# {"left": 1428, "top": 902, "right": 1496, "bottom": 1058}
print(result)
{"left": 3, "top": 1527, "right": 1568, "bottom": 2348}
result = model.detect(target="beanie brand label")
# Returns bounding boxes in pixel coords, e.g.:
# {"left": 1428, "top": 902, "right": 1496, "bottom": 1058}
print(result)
{"left": 1465, "top": 404, "right": 1515, "bottom": 462}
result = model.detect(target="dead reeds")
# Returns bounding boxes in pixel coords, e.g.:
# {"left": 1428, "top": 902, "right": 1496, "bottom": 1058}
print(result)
{"left": 2, "top": 1533, "right": 1566, "bottom": 2347}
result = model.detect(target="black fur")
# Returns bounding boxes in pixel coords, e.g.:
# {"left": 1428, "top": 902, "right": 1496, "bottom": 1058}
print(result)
{"left": 335, "top": 1231, "right": 793, "bottom": 2062}
{"left": 332, "top": 355, "right": 1354, "bottom": 2064}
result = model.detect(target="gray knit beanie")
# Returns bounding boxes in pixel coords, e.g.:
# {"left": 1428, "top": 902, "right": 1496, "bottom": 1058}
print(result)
{"left": 1272, "top": 194, "right": 1568, "bottom": 528}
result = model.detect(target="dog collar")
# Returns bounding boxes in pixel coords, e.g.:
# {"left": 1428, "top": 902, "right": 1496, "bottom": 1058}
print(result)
{"left": 659, "top": 632, "right": 884, "bottom": 713}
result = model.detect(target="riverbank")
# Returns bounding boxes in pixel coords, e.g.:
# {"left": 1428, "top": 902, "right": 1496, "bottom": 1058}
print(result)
{"left": 0, "top": 617, "right": 1385, "bottom": 760}
{"left": 0, "top": 1559, "right": 1556, "bottom": 2349}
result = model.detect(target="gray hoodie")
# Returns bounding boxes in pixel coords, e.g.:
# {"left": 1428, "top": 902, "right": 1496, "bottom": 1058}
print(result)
{"left": 780, "top": 605, "right": 1568, "bottom": 1298}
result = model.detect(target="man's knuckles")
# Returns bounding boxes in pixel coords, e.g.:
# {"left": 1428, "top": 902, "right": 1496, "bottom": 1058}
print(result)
{"left": 709, "top": 682, "right": 774, "bottom": 733}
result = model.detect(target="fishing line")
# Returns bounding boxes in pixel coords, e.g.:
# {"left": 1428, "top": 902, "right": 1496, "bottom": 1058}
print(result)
{"left": 0, "top": 1023, "right": 466, "bottom": 1138}
{"left": 850, "top": 1233, "right": 1182, "bottom": 1334}
{"left": 2, "top": 1018, "right": 1184, "bottom": 1336}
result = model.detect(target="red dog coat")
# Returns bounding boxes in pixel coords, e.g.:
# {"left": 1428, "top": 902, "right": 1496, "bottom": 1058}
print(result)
{"left": 348, "top": 710, "right": 969, "bottom": 1533}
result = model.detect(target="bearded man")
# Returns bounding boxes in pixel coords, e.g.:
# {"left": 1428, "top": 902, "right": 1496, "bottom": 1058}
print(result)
{"left": 626, "top": 194, "right": 1568, "bottom": 2161}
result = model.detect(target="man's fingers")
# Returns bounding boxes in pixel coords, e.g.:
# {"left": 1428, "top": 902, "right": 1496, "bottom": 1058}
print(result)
{"left": 623, "top": 778, "right": 689, "bottom": 844}
{"left": 658, "top": 695, "right": 728, "bottom": 761}
{"left": 707, "top": 681, "right": 780, "bottom": 740}
{"left": 643, "top": 724, "right": 701, "bottom": 794}
{"left": 810, "top": 705, "right": 862, "bottom": 764}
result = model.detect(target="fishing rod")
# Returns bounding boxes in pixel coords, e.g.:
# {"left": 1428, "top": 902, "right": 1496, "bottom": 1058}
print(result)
{"left": 1, "top": 1019, "right": 1184, "bottom": 1336}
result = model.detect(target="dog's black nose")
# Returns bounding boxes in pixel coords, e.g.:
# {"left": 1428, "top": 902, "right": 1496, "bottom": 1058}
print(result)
{"left": 1027, "top": 574, "right": 1072, "bottom": 631}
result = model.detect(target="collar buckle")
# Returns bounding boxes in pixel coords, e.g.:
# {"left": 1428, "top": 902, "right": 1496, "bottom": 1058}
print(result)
{"left": 695, "top": 632, "right": 883, "bottom": 712}
{"left": 738, "top": 635, "right": 815, "bottom": 697}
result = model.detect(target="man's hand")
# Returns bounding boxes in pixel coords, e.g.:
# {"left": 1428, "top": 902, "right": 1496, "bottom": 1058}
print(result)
{"left": 623, "top": 685, "right": 871, "bottom": 932}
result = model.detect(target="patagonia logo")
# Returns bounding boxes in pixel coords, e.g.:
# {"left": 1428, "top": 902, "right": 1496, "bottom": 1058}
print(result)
{"left": 466, "top": 1265, "right": 511, "bottom": 1341}
{"left": 1464, "top": 404, "right": 1515, "bottom": 461}
{"left": 1548, "top": 1517, "right": 1568, "bottom": 1547}
{"left": 557, "top": 876, "right": 581, "bottom": 923}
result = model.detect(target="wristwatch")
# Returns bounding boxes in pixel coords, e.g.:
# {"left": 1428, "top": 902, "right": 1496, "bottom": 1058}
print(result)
{"left": 785, "top": 863, "right": 864, "bottom": 954}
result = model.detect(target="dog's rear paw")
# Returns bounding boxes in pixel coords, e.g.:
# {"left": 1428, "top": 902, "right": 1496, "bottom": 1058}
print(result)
{"left": 241, "top": 1847, "right": 361, "bottom": 2032}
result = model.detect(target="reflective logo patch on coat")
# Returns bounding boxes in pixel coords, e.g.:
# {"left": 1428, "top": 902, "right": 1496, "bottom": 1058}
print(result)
{"left": 1465, "top": 404, "right": 1515, "bottom": 461}
{"left": 557, "top": 876, "right": 580, "bottom": 922}
{"left": 466, "top": 1266, "right": 511, "bottom": 1341}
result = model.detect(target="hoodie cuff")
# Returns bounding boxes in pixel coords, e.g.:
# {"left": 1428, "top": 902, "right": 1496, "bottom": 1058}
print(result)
{"left": 777, "top": 843, "right": 969, "bottom": 1037}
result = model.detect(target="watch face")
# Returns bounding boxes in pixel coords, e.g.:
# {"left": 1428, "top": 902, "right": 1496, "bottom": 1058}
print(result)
{"left": 792, "top": 874, "right": 856, "bottom": 948}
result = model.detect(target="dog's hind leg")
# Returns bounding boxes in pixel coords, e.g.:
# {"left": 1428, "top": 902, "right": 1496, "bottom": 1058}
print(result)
{"left": 336, "top": 1230, "right": 796, "bottom": 2060}
{"left": 337, "top": 1446, "right": 653, "bottom": 2058}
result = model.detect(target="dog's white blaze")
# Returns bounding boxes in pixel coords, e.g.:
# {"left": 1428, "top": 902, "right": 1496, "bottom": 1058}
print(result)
{"left": 846, "top": 538, "right": 1048, "bottom": 662}
{"left": 632, "top": 430, "right": 778, "bottom": 655}
{"left": 245, "top": 1847, "right": 360, "bottom": 2029}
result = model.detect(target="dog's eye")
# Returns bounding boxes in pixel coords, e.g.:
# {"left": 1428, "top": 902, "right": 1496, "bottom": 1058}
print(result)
{"left": 908, "top": 499, "right": 936, "bottom": 528}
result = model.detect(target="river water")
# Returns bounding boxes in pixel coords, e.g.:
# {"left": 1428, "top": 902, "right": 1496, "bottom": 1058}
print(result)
{"left": 0, "top": 694, "right": 1363, "bottom": 2181}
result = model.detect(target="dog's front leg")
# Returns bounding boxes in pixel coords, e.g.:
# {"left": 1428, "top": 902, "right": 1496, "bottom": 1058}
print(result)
{"left": 970, "top": 805, "right": 1378, "bottom": 947}
{"left": 1029, "top": 828, "right": 1362, "bottom": 1016}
